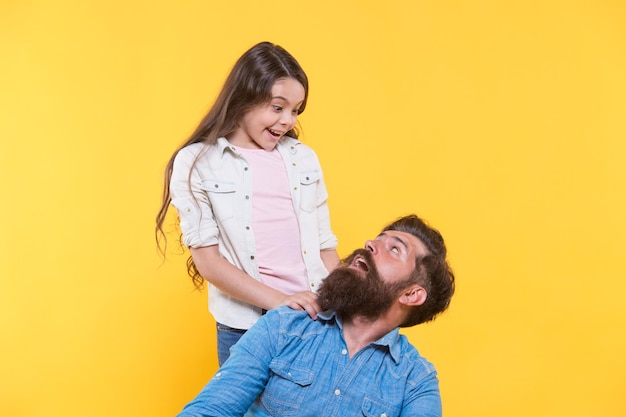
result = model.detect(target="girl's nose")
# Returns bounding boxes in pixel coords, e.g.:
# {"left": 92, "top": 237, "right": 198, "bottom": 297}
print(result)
{"left": 280, "top": 112, "right": 296, "bottom": 126}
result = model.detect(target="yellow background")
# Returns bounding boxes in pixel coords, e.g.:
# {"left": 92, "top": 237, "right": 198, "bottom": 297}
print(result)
{"left": 1, "top": 1, "right": 625, "bottom": 416}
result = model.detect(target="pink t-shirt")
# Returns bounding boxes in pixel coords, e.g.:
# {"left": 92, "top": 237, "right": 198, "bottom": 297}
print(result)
{"left": 234, "top": 146, "right": 309, "bottom": 294}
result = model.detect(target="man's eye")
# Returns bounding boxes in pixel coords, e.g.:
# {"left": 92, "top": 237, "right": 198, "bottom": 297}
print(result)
{"left": 391, "top": 247, "right": 400, "bottom": 254}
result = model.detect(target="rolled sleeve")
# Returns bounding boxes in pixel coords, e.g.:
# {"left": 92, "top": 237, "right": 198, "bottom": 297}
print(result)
{"left": 170, "top": 145, "right": 219, "bottom": 248}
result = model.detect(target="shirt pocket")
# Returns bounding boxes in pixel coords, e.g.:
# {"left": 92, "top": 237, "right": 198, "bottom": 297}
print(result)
{"left": 361, "top": 396, "right": 402, "bottom": 417}
{"left": 201, "top": 178, "right": 236, "bottom": 222}
{"left": 298, "top": 171, "right": 321, "bottom": 213}
{"left": 261, "top": 360, "right": 314, "bottom": 416}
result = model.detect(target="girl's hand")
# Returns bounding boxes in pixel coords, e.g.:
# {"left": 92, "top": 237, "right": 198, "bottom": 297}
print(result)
{"left": 279, "top": 291, "right": 321, "bottom": 320}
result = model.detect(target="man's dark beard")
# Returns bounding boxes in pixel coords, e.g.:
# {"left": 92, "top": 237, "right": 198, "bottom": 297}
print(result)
{"left": 317, "top": 249, "right": 398, "bottom": 321}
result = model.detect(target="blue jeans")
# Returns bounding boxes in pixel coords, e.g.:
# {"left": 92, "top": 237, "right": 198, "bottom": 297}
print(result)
{"left": 216, "top": 322, "right": 247, "bottom": 366}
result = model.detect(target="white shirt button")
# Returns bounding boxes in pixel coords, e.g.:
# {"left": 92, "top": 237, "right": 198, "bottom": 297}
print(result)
{"left": 334, "top": 389, "right": 341, "bottom": 396}
{"left": 341, "top": 349, "right": 347, "bottom": 355}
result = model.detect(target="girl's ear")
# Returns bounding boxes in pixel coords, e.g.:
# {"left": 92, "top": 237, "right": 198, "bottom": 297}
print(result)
{"left": 399, "top": 285, "right": 427, "bottom": 306}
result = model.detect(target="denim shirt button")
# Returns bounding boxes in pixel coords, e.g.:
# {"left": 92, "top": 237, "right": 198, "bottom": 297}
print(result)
{"left": 334, "top": 389, "right": 341, "bottom": 396}
{"left": 381, "top": 414, "right": 387, "bottom": 417}
{"left": 341, "top": 349, "right": 347, "bottom": 355}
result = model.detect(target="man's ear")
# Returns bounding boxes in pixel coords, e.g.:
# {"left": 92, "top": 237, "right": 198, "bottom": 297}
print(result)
{"left": 399, "top": 285, "right": 427, "bottom": 306}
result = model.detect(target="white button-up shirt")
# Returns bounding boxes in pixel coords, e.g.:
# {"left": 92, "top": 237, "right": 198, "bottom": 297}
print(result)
{"left": 170, "top": 137, "right": 338, "bottom": 329}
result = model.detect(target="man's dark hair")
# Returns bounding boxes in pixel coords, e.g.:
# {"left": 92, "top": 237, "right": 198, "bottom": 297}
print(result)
{"left": 383, "top": 214, "right": 455, "bottom": 327}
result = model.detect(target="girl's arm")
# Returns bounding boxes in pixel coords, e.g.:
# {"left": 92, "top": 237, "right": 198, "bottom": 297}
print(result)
{"left": 190, "top": 246, "right": 322, "bottom": 319}
{"left": 320, "top": 249, "right": 340, "bottom": 272}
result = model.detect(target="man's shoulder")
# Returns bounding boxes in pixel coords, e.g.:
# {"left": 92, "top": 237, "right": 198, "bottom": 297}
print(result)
{"left": 396, "top": 335, "right": 438, "bottom": 378}
{"left": 268, "top": 306, "right": 317, "bottom": 323}
{"left": 265, "top": 306, "right": 330, "bottom": 336}
{"left": 270, "top": 305, "right": 308, "bottom": 317}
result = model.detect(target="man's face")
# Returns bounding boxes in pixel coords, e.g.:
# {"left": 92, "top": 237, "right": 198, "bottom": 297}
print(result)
{"left": 353, "top": 230, "right": 429, "bottom": 284}
{"left": 318, "top": 231, "right": 428, "bottom": 320}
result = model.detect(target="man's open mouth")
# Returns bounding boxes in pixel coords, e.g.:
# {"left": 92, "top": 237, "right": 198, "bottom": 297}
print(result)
{"left": 351, "top": 255, "right": 370, "bottom": 272}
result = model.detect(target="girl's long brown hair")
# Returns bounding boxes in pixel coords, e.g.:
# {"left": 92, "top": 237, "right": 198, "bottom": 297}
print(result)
{"left": 156, "top": 42, "right": 309, "bottom": 289}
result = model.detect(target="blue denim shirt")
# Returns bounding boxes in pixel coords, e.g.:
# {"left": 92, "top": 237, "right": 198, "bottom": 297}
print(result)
{"left": 177, "top": 307, "right": 442, "bottom": 417}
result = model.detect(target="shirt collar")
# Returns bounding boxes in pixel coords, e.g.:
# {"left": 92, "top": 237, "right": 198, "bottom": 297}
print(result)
{"left": 216, "top": 137, "right": 234, "bottom": 156}
{"left": 216, "top": 136, "right": 302, "bottom": 157}
{"left": 318, "top": 310, "right": 403, "bottom": 364}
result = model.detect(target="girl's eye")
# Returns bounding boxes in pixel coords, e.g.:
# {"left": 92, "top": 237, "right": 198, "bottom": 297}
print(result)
{"left": 292, "top": 109, "right": 300, "bottom": 115}
{"left": 273, "top": 105, "right": 283, "bottom": 112}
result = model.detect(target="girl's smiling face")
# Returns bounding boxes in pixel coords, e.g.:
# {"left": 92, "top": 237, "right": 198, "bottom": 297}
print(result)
{"left": 228, "top": 77, "right": 305, "bottom": 150}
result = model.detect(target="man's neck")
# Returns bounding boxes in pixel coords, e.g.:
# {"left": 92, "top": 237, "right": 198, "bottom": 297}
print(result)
{"left": 341, "top": 315, "right": 395, "bottom": 358}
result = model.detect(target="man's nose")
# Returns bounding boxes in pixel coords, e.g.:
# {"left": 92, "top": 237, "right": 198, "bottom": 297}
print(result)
{"left": 365, "top": 240, "right": 377, "bottom": 253}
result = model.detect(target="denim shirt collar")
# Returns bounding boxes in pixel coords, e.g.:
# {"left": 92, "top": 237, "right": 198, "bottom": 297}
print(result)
{"left": 318, "top": 310, "right": 403, "bottom": 364}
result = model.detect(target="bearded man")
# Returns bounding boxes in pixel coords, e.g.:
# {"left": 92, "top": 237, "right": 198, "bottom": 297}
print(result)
{"left": 176, "top": 214, "right": 455, "bottom": 417}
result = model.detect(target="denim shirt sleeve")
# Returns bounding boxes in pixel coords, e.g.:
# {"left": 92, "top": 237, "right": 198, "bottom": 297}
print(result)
{"left": 175, "top": 311, "right": 280, "bottom": 417}
{"left": 400, "top": 367, "right": 442, "bottom": 417}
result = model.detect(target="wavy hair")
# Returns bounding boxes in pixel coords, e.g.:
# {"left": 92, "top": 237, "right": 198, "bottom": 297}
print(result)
{"left": 155, "top": 42, "right": 309, "bottom": 289}
{"left": 383, "top": 214, "right": 456, "bottom": 326}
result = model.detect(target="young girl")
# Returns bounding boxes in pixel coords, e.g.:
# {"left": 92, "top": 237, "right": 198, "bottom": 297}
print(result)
{"left": 156, "top": 42, "right": 340, "bottom": 365}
